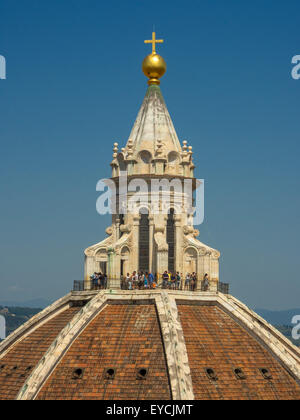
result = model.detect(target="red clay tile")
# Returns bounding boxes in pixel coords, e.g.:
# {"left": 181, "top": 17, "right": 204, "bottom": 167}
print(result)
{"left": 178, "top": 304, "right": 300, "bottom": 400}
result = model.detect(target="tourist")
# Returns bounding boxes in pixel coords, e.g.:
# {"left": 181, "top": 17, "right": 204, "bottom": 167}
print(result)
{"left": 126, "top": 273, "right": 132, "bottom": 290}
{"left": 90, "top": 272, "right": 97, "bottom": 290}
{"left": 134, "top": 271, "right": 139, "bottom": 289}
{"left": 171, "top": 273, "right": 176, "bottom": 289}
{"left": 97, "top": 273, "right": 101, "bottom": 290}
{"left": 100, "top": 272, "right": 105, "bottom": 289}
{"left": 162, "top": 271, "right": 169, "bottom": 289}
{"left": 144, "top": 272, "right": 148, "bottom": 289}
{"left": 138, "top": 272, "right": 144, "bottom": 289}
{"left": 203, "top": 273, "right": 209, "bottom": 291}
{"left": 191, "top": 272, "right": 197, "bottom": 291}
{"left": 148, "top": 271, "right": 154, "bottom": 288}
{"left": 152, "top": 274, "right": 157, "bottom": 289}
{"left": 190, "top": 275, "right": 195, "bottom": 292}
{"left": 168, "top": 271, "right": 172, "bottom": 289}
{"left": 194, "top": 273, "right": 198, "bottom": 290}
{"left": 185, "top": 273, "right": 190, "bottom": 291}
{"left": 176, "top": 272, "right": 181, "bottom": 290}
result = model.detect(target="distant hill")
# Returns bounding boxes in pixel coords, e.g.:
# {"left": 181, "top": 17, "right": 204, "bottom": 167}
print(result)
{"left": 255, "top": 308, "right": 300, "bottom": 326}
{"left": 275, "top": 325, "right": 300, "bottom": 347}
{"left": 253, "top": 308, "right": 300, "bottom": 347}
{"left": 0, "top": 298, "right": 51, "bottom": 309}
{"left": 0, "top": 306, "right": 42, "bottom": 340}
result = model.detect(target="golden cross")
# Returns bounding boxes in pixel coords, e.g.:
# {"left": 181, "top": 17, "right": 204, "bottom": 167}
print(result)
{"left": 144, "top": 32, "right": 164, "bottom": 54}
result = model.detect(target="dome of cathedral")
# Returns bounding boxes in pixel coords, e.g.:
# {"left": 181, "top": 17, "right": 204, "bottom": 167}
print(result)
{"left": 0, "top": 290, "right": 299, "bottom": 400}
{"left": 1, "top": 33, "right": 299, "bottom": 401}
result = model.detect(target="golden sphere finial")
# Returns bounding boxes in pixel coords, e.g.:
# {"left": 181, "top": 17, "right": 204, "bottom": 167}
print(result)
{"left": 142, "top": 53, "right": 166, "bottom": 85}
{"left": 143, "top": 31, "right": 166, "bottom": 85}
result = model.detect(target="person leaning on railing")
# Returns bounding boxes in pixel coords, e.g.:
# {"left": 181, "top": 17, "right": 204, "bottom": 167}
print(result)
{"left": 90, "top": 272, "right": 97, "bottom": 290}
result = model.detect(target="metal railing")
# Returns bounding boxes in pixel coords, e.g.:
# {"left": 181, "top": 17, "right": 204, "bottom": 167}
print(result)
{"left": 73, "top": 280, "right": 107, "bottom": 291}
{"left": 73, "top": 279, "right": 230, "bottom": 294}
{"left": 73, "top": 279, "right": 198, "bottom": 292}
{"left": 218, "top": 282, "right": 229, "bottom": 294}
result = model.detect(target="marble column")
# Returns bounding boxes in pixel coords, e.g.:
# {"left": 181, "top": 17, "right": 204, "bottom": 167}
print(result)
{"left": 107, "top": 248, "right": 120, "bottom": 289}
{"left": 174, "top": 215, "right": 182, "bottom": 274}
{"left": 132, "top": 214, "right": 140, "bottom": 271}
{"left": 84, "top": 256, "right": 95, "bottom": 290}
{"left": 149, "top": 215, "right": 154, "bottom": 273}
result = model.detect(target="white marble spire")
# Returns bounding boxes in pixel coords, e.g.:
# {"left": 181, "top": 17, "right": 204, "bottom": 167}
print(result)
{"left": 126, "top": 85, "right": 182, "bottom": 157}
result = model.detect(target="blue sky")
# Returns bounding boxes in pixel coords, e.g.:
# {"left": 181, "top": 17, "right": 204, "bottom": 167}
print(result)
{"left": 0, "top": 0, "right": 299, "bottom": 309}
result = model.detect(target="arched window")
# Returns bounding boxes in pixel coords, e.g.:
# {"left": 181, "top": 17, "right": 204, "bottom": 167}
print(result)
{"left": 184, "top": 247, "right": 198, "bottom": 274}
{"left": 168, "top": 151, "right": 179, "bottom": 164}
{"left": 96, "top": 249, "right": 108, "bottom": 275}
{"left": 139, "top": 151, "right": 152, "bottom": 164}
{"left": 167, "top": 209, "right": 175, "bottom": 272}
{"left": 167, "top": 152, "right": 180, "bottom": 175}
{"left": 139, "top": 208, "right": 149, "bottom": 271}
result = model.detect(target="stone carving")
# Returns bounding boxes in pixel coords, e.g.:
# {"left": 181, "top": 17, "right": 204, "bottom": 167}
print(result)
{"left": 85, "top": 248, "right": 94, "bottom": 257}
{"left": 154, "top": 229, "right": 168, "bottom": 252}
{"left": 120, "top": 224, "right": 132, "bottom": 234}
{"left": 183, "top": 225, "right": 194, "bottom": 235}
{"left": 193, "top": 229, "right": 199, "bottom": 238}
{"left": 154, "top": 224, "right": 165, "bottom": 234}
{"left": 155, "top": 292, "right": 194, "bottom": 400}
{"left": 105, "top": 226, "right": 113, "bottom": 236}
{"left": 126, "top": 139, "right": 134, "bottom": 159}
{"left": 155, "top": 138, "right": 163, "bottom": 157}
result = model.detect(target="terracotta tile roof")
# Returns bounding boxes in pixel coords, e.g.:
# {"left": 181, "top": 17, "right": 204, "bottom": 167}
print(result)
{"left": 178, "top": 304, "right": 300, "bottom": 400}
{"left": 36, "top": 304, "right": 171, "bottom": 400}
{"left": 0, "top": 307, "right": 80, "bottom": 400}
{"left": 1, "top": 292, "right": 299, "bottom": 400}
